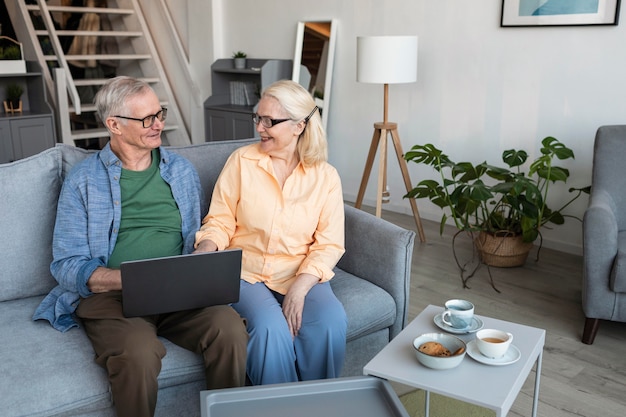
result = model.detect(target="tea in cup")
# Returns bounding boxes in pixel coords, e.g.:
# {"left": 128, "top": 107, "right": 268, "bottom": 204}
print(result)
{"left": 475, "top": 329, "right": 513, "bottom": 359}
{"left": 441, "top": 299, "right": 474, "bottom": 329}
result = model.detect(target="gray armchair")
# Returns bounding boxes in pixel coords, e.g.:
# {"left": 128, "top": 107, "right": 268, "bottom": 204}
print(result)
{"left": 582, "top": 125, "right": 626, "bottom": 344}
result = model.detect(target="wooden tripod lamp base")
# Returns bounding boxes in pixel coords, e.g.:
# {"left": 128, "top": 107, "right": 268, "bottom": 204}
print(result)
{"left": 355, "top": 35, "right": 423, "bottom": 241}
{"left": 354, "top": 121, "right": 426, "bottom": 243}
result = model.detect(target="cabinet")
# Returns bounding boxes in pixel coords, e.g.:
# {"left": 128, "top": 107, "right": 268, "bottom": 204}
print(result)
{"left": 203, "top": 59, "right": 292, "bottom": 141}
{"left": 0, "top": 62, "right": 56, "bottom": 163}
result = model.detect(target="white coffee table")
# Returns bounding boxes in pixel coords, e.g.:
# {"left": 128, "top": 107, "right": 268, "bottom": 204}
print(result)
{"left": 363, "top": 304, "right": 545, "bottom": 417}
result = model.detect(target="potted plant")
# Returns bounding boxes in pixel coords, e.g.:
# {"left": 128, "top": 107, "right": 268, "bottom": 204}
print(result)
{"left": 3, "top": 82, "right": 24, "bottom": 113}
{"left": 404, "top": 136, "right": 589, "bottom": 289}
{"left": 0, "top": 36, "right": 27, "bottom": 74}
{"left": 232, "top": 51, "right": 247, "bottom": 69}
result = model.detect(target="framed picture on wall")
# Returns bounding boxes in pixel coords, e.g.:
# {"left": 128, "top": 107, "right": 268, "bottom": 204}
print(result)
{"left": 501, "top": 0, "right": 621, "bottom": 27}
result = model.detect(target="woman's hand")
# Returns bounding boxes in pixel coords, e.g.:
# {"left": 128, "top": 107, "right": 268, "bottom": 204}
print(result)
{"left": 282, "top": 273, "right": 319, "bottom": 337}
{"left": 194, "top": 239, "right": 218, "bottom": 253}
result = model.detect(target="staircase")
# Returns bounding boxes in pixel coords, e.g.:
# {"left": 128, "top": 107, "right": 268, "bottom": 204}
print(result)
{"left": 5, "top": 0, "right": 190, "bottom": 148}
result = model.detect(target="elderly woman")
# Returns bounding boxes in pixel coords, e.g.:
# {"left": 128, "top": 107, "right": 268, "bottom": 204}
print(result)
{"left": 195, "top": 80, "right": 347, "bottom": 385}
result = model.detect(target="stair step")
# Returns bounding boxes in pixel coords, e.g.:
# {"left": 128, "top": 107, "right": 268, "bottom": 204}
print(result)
{"left": 45, "top": 54, "right": 152, "bottom": 62}
{"left": 73, "top": 77, "right": 160, "bottom": 87}
{"left": 37, "top": 30, "right": 144, "bottom": 37}
{"left": 69, "top": 100, "right": 169, "bottom": 114}
{"left": 26, "top": 5, "right": 134, "bottom": 15}
{"left": 71, "top": 128, "right": 108, "bottom": 141}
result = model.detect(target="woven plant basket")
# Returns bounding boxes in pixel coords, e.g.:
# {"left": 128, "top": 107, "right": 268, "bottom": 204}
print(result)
{"left": 474, "top": 231, "right": 534, "bottom": 268}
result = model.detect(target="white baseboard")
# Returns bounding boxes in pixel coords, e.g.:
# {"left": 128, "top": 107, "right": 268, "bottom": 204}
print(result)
{"left": 343, "top": 195, "right": 583, "bottom": 256}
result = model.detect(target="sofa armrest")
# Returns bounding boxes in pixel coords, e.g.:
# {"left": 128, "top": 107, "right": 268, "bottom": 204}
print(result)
{"left": 583, "top": 189, "right": 619, "bottom": 317}
{"left": 337, "top": 204, "right": 416, "bottom": 339}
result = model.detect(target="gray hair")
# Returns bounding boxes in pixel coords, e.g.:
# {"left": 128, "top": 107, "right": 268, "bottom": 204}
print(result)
{"left": 94, "top": 76, "right": 153, "bottom": 127}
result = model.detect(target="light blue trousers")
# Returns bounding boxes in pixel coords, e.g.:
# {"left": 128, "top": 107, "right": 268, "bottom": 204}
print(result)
{"left": 231, "top": 280, "right": 347, "bottom": 385}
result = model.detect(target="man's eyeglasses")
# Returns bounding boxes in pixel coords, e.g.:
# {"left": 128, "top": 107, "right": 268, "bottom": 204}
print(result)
{"left": 252, "top": 106, "right": 318, "bottom": 129}
{"left": 114, "top": 108, "right": 168, "bottom": 128}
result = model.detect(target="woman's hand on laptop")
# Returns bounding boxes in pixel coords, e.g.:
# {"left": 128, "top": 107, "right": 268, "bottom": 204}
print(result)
{"left": 194, "top": 239, "right": 218, "bottom": 253}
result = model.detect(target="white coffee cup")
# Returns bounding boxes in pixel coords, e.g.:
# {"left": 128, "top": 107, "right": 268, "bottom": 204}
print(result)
{"left": 441, "top": 299, "right": 474, "bottom": 329}
{"left": 475, "top": 329, "right": 513, "bottom": 359}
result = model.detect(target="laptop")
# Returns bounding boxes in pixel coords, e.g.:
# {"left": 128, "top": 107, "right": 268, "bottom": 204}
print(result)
{"left": 121, "top": 249, "right": 242, "bottom": 317}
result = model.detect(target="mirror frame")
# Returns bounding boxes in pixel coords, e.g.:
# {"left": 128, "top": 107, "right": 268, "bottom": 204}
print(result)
{"left": 292, "top": 19, "right": 338, "bottom": 133}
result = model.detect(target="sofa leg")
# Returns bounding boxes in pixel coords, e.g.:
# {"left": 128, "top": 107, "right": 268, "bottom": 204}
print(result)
{"left": 582, "top": 317, "right": 600, "bottom": 344}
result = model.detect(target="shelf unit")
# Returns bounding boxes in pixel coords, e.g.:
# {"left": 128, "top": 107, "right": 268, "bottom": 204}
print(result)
{"left": 0, "top": 61, "right": 56, "bottom": 163}
{"left": 203, "top": 58, "right": 292, "bottom": 141}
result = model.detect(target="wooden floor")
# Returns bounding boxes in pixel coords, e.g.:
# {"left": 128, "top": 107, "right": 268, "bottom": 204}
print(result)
{"left": 376, "top": 208, "right": 626, "bottom": 417}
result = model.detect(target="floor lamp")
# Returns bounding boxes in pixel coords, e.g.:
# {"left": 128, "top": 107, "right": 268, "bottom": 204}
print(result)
{"left": 355, "top": 36, "right": 426, "bottom": 242}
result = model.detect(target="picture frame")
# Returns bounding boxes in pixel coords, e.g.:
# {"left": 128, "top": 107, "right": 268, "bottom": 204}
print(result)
{"left": 501, "top": 0, "right": 621, "bottom": 27}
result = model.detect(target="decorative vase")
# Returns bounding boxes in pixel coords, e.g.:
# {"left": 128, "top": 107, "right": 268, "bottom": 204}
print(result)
{"left": 474, "top": 231, "right": 533, "bottom": 268}
{"left": 233, "top": 57, "right": 246, "bottom": 69}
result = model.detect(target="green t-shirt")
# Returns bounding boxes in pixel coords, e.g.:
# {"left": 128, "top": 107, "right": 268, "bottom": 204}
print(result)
{"left": 107, "top": 150, "right": 183, "bottom": 269}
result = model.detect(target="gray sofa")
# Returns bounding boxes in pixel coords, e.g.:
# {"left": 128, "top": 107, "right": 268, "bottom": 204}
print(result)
{"left": 582, "top": 125, "right": 626, "bottom": 344}
{"left": 0, "top": 138, "right": 416, "bottom": 417}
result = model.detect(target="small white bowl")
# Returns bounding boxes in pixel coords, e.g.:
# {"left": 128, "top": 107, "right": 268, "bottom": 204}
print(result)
{"left": 412, "top": 332, "right": 467, "bottom": 370}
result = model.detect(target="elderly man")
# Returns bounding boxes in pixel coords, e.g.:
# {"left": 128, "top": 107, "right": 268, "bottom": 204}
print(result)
{"left": 33, "top": 76, "right": 247, "bottom": 417}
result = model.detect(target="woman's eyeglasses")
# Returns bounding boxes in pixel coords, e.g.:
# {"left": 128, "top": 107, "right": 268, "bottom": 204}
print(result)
{"left": 114, "top": 108, "right": 168, "bottom": 128}
{"left": 252, "top": 115, "right": 291, "bottom": 128}
{"left": 252, "top": 106, "right": 318, "bottom": 129}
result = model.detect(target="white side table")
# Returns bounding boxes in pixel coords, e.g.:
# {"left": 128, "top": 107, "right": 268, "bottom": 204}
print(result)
{"left": 363, "top": 304, "right": 545, "bottom": 417}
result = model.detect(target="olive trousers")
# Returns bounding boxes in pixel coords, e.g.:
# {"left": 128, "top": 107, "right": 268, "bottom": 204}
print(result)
{"left": 76, "top": 291, "right": 248, "bottom": 417}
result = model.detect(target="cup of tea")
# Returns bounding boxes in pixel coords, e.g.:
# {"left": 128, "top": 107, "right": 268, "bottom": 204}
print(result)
{"left": 475, "top": 328, "right": 513, "bottom": 359}
{"left": 441, "top": 299, "right": 474, "bottom": 329}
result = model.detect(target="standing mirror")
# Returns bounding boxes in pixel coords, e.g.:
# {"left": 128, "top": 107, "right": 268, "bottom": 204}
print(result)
{"left": 292, "top": 20, "right": 338, "bottom": 133}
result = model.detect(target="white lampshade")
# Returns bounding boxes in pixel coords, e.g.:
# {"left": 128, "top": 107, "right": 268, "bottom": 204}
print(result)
{"left": 357, "top": 36, "right": 418, "bottom": 84}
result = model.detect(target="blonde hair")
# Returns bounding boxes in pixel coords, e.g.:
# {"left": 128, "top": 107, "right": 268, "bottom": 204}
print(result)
{"left": 261, "top": 80, "right": 327, "bottom": 165}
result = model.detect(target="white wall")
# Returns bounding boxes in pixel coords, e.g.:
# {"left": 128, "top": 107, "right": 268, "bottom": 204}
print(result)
{"left": 192, "top": 0, "right": 626, "bottom": 255}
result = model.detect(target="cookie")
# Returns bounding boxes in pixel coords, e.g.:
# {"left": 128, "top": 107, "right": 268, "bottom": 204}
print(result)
{"left": 418, "top": 341, "right": 451, "bottom": 357}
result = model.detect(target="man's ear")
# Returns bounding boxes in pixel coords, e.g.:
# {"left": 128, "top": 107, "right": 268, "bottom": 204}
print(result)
{"left": 105, "top": 117, "right": 122, "bottom": 135}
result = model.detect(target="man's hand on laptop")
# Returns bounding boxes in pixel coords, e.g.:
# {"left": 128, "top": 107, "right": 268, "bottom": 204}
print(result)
{"left": 194, "top": 239, "right": 218, "bottom": 253}
{"left": 88, "top": 267, "right": 122, "bottom": 293}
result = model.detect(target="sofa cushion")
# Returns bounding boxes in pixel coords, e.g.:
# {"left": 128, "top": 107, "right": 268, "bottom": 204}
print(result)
{"left": 168, "top": 138, "right": 257, "bottom": 209}
{"left": 1, "top": 297, "right": 111, "bottom": 416}
{"left": 57, "top": 143, "right": 95, "bottom": 177}
{"left": 331, "top": 268, "right": 396, "bottom": 341}
{"left": 1, "top": 296, "right": 205, "bottom": 417}
{"left": 0, "top": 145, "right": 97, "bottom": 303}
{"left": 0, "top": 148, "right": 62, "bottom": 302}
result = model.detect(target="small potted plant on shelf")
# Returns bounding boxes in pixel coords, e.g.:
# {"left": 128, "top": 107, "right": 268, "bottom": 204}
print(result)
{"left": 0, "top": 36, "right": 27, "bottom": 74}
{"left": 3, "top": 82, "right": 24, "bottom": 114}
{"left": 403, "top": 136, "right": 590, "bottom": 290}
{"left": 232, "top": 51, "right": 247, "bottom": 69}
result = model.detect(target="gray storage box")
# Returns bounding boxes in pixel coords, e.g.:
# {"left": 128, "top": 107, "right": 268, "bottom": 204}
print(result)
{"left": 200, "top": 376, "right": 409, "bottom": 417}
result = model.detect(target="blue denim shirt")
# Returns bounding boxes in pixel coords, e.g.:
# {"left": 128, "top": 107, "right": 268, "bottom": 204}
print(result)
{"left": 32, "top": 144, "right": 204, "bottom": 332}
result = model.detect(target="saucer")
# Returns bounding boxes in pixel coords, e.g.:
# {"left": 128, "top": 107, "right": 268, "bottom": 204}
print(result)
{"left": 466, "top": 340, "right": 521, "bottom": 366}
{"left": 433, "top": 313, "right": 484, "bottom": 334}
